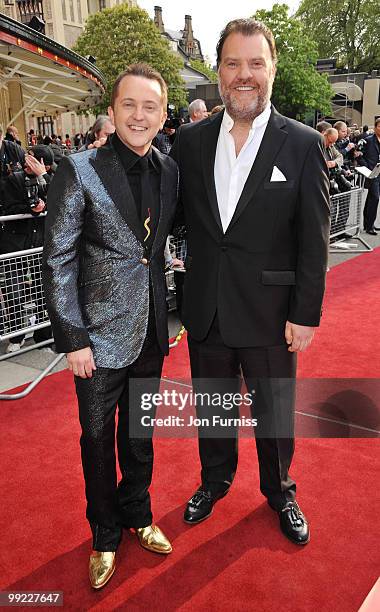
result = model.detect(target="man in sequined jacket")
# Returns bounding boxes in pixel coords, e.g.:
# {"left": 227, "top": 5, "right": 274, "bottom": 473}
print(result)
{"left": 43, "top": 64, "right": 178, "bottom": 589}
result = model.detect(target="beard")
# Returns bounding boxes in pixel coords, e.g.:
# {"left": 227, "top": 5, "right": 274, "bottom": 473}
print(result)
{"left": 219, "top": 78, "right": 273, "bottom": 123}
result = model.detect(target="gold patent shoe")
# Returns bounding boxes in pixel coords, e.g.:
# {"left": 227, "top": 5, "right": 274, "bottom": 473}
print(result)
{"left": 135, "top": 524, "right": 172, "bottom": 554}
{"left": 89, "top": 551, "right": 116, "bottom": 589}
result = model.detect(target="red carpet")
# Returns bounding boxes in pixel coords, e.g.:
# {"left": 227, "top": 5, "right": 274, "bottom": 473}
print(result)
{"left": 163, "top": 247, "right": 380, "bottom": 379}
{"left": 1, "top": 250, "right": 379, "bottom": 610}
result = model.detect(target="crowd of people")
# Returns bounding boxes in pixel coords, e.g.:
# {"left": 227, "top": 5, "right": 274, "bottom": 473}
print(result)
{"left": 1, "top": 103, "right": 379, "bottom": 355}
{"left": 316, "top": 118, "right": 380, "bottom": 236}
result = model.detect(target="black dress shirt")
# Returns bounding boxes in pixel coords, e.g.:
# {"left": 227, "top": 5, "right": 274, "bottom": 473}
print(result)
{"left": 112, "top": 132, "right": 161, "bottom": 250}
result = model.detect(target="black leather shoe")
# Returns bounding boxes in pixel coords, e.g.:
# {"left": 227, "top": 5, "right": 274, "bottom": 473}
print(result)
{"left": 366, "top": 228, "right": 377, "bottom": 235}
{"left": 184, "top": 488, "right": 228, "bottom": 524}
{"left": 269, "top": 500, "right": 310, "bottom": 545}
{"left": 373, "top": 226, "right": 380, "bottom": 231}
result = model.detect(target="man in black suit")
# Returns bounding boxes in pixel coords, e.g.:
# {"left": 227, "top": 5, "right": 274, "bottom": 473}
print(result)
{"left": 171, "top": 19, "right": 330, "bottom": 545}
{"left": 361, "top": 117, "right": 380, "bottom": 235}
{"left": 43, "top": 64, "right": 178, "bottom": 589}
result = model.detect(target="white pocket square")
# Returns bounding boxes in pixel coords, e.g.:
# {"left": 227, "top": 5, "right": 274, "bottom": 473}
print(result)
{"left": 270, "top": 166, "right": 287, "bottom": 182}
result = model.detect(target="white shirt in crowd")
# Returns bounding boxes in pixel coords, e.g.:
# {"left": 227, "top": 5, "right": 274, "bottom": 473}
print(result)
{"left": 214, "top": 103, "right": 271, "bottom": 233}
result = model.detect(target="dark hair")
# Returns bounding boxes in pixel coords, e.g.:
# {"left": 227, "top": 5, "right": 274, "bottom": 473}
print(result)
{"left": 316, "top": 120, "right": 331, "bottom": 133}
{"left": 375, "top": 117, "right": 380, "bottom": 128}
{"left": 29, "top": 144, "right": 54, "bottom": 166}
{"left": 110, "top": 63, "right": 168, "bottom": 109}
{"left": 363, "top": 124, "right": 368, "bottom": 131}
{"left": 216, "top": 18, "right": 277, "bottom": 68}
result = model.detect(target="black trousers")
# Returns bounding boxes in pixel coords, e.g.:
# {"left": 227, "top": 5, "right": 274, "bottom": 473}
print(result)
{"left": 188, "top": 315, "right": 297, "bottom": 511}
{"left": 364, "top": 177, "right": 380, "bottom": 230}
{"left": 75, "top": 311, "right": 164, "bottom": 552}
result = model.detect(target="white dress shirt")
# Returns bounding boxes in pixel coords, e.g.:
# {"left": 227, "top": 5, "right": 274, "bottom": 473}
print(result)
{"left": 214, "top": 103, "right": 271, "bottom": 232}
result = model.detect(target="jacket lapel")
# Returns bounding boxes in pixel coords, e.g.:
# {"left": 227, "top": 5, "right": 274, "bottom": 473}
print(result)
{"left": 227, "top": 107, "right": 288, "bottom": 232}
{"left": 151, "top": 148, "right": 175, "bottom": 257}
{"left": 200, "top": 112, "right": 224, "bottom": 232}
{"left": 89, "top": 142, "right": 144, "bottom": 244}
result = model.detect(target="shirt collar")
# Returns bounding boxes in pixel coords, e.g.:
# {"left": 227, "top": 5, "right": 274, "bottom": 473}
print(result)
{"left": 112, "top": 132, "right": 159, "bottom": 172}
{"left": 222, "top": 102, "right": 272, "bottom": 133}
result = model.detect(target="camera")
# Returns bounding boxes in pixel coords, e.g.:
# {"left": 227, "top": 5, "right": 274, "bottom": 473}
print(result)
{"left": 24, "top": 175, "right": 40, "bottom": 209}
{"left": 329, "top": 167, "right": 352, "bottom": 194}
{"left": 355, "top": 138, "right": 367, "bottom": 153}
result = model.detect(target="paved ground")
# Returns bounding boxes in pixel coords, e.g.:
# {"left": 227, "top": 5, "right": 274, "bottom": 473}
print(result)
{"left": 1, "top": 227, "right": 379, "bottom": 395}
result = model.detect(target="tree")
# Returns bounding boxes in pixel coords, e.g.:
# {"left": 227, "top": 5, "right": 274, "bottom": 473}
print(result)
{"left": 73, "top": 5, "right": 187, "bottom": 113}
{"left": 297, "top": 0, "right": 380, "bottom": 72}
{"left": 253, "top": 4, "right": 333, "bottom": 120}
{"left": 189, "top": 59, "right": 218, "bottom": 83}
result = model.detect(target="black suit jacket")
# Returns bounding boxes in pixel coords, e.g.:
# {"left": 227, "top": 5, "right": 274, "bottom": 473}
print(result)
{"left": 362, "top": 134, "right": 380, "bottom": 171}
{"left": 171, "top": 107, "right": 330, "bottom": 347}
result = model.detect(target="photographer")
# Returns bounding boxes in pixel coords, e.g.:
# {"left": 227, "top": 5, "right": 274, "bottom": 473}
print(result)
{"left": 153, "top": 118, "right": 177, "bottom": 154}
{"left": 334, "top": 121, "right": 363, "bottom": 171}
{"left": 0, "top": 145, "right": 54, "bottom": 353}
{"left": 361, "top": 117, "right": 380, "bottom": 235}
{"left": 324, "top": 128, "right": 352, "bottom": 239}
{"left": 0, "top": 125, "right": 25, "bottom": 185}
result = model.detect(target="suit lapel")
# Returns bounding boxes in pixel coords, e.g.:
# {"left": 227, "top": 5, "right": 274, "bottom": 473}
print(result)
{"left": 89, "top": 143, "right": 144, "bottom": 244}
{"left": 151, "top": 148, "right": 174, "bottom": 257}
{"left": 227, "top": 107, "right": 288, "bottom": 231}
{"left": 200, "top": 112, "right": 224, "bottom": 232}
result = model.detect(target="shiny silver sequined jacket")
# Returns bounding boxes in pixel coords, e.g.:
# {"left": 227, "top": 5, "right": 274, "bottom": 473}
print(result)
{"left": 42, "top": 142, "right": 178, "bottom": 368}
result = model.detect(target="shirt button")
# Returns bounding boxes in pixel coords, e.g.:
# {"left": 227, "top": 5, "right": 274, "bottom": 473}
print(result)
{"left": 140, "top": 257, "right": 149, "bottom": 265}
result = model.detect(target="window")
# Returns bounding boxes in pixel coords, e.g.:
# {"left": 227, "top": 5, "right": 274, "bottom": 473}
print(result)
{"left": 69, "top": 0, "right": 74, "bottom": 21}
{"left": 37, "top": 115, "right": 54, "bottom": 138}
{"left": 77, "top": 0, "right": 82, "bottom": 22}
{"left": 61, "top": 0, "right": 67, "bottom": 20}
{"left": 17, "top": 0, "right": 44, "bottom": 24}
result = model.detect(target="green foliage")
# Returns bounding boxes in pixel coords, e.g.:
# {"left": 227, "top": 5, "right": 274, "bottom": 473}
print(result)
{"left": 297, "top": 0, "right": 380, "bottom": 72}
{"left": 253, "top": 4, "right": 333, "bottom": 120}
{"left": 189, "top": 59, "right": 218, "bottom": 83}
{"left": 73, "top": 5, "right": 187, "bottom": 112}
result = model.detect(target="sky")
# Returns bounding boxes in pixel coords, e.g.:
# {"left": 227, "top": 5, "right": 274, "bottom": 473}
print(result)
{"left": 137, "top": 0, "right": 302, "bottom": 64}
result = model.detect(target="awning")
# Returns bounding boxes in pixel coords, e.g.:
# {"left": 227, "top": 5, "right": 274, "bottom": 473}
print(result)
{"left": 331, "top": 81, "right": 363, "bottom": 102}
{"left": 0, "top": 12, "right": 105, "bottom": 121}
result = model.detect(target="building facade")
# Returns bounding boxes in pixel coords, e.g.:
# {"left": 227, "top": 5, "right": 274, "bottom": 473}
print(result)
{"left": 153, "top": 5, "right": 211, "bottom": 98}
{"left": 154, "top": 5, "right": 204, "bottom": 62}
{"left": 0, "top": 12, "right": 105, "bottom": 147}
{"left": 316, "top": 60, "right": 380, "bottom": 127}
{"left": 0, "top": 0, "right": 136, "bottom": 138}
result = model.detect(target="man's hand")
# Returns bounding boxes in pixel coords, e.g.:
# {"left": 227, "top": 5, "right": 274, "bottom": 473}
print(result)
{"left": 33, "top": 199, "right": 46, "bottom": 213}
{"left": 326, "top": 160, "right": 336, "bottom": 168}
{"left": 25, "top": 154, "right": 46, "bottom": 176}
{"left": 171, "top": 257, "right": 184, "bottom": 269}
{"left": 285, "top": 321, "right": 315, "bottom": 352}
{"left": 88, "top": 136, "right": 108, "bottom": 149}
{"left": 67, "top": 347, "right": 96, "bottom": 378}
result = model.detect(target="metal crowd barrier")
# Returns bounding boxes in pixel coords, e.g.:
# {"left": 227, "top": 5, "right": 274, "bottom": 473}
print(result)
{"left": 2, "top": 179, "right": 372, "bottom": 400}
{"left": 166, "top": 233, "right": 186, "bottom": 313}
{"left": 329, "top": 174, "right": 372, "bottom": 252}
{"left": 0, "top": 214, "right": 65, "bottom": 400}
{"left": 166, "top": 233, "right": 186, "bottom": 348}
{"left": 0, "top": 220, "right": 187, "bottom": 399}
